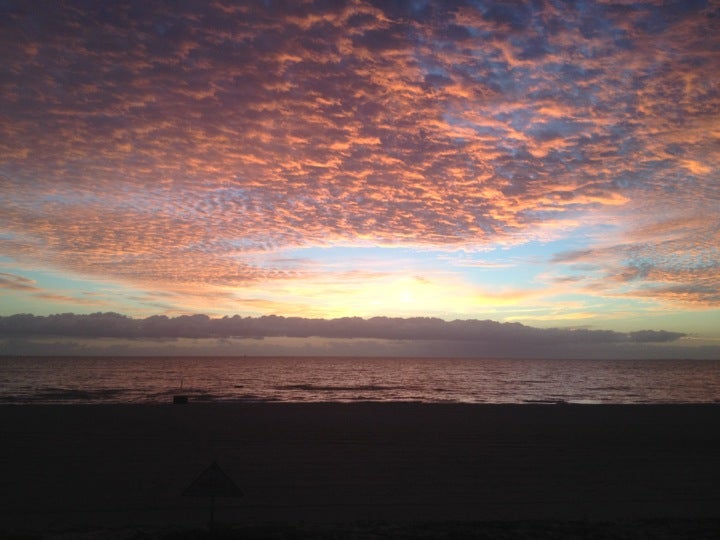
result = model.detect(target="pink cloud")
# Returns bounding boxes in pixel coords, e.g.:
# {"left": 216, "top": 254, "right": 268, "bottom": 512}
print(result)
{"left": 0, "top": 1, "right": 717, "bottom": 309}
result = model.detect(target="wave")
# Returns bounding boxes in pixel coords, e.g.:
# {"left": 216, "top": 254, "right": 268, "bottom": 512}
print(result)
{"left": 275, "top": 384, "right": 407, "bottom": 392}
{"left": 521, "top": 398, "right": 569, "bottom": 405}
{"left": 2, "top": 387, "right": 125, "bottom": 403}
{"left": 3, "top": 357, "right": 720, "bottom": 405}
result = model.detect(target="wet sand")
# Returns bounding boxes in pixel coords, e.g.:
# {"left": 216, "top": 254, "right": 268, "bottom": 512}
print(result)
{"left": 1, "top": 403, "right": 719, "bottom": 534}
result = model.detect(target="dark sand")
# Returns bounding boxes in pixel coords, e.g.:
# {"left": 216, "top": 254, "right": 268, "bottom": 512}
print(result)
{"left": 1, "top": 403, "right": 719, "bottom": 536}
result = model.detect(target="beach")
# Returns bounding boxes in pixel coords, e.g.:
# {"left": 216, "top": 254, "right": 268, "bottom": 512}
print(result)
{"left": 2, "top": 403, "right": 719, "bottom": 536}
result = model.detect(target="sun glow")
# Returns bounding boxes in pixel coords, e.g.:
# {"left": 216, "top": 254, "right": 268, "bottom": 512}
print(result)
{"left": 261, "top": 269, "right": 533, "bottom": 320}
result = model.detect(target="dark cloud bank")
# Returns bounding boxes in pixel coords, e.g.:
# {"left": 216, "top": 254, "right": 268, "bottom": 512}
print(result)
{"left": 0, "top": 313, "right": 685, "bottom": 353}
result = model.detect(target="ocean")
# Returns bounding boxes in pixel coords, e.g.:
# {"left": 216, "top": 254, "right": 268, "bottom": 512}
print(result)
{"left": 1, "top": 356, "right": 719, "bottom": 405}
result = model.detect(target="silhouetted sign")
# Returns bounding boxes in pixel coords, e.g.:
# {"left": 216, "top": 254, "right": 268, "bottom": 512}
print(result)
{"left": 183, "top": 460, "right": 243, "bottom": 498}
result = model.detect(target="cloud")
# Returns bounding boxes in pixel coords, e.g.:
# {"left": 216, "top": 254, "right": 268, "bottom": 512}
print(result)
{"left": 1, "top": 312, "right": 706, "bottom": 358}
{"left": 0, "top": 271, "right": 108, "bottom": 307}
{"left": 629, "top": 329, "right": 686, "bottom": 343}
{"left": 549, "top": 215, "right": 720, "bottom": 308}
{"left": 0, "top": 312, "right": 685, "bottom": 344}
{"left": 0, "top": 272, "right": 39, "bottom": 292}
{"left": 0, "top": 1, "right": 718, "bottom": 311}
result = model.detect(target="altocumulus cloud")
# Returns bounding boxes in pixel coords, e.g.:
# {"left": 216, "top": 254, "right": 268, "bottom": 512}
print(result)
{"left": 0, "top": 0, "right": 718, "bottom": 311}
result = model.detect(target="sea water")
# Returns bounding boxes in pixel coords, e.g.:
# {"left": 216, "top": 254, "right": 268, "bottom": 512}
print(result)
{"left": 0, "top": 356, "right": 719, "bottom": 405}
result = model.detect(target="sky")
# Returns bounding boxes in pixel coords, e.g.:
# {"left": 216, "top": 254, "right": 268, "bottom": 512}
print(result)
{"left": 1, "top": 0, "right": 719, "bottom": 358}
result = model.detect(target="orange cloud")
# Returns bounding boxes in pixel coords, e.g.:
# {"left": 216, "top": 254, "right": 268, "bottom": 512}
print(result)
{"left": 1, "top": 1, "right": 718, "bottom": 314}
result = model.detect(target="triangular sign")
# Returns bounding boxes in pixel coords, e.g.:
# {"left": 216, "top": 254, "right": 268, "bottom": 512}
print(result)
{"left": 183, "top": 460, "right": 243, "bottom": 498}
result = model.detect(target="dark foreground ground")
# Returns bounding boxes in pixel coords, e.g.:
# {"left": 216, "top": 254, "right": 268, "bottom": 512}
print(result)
{"left": 1, "top": 403, "right": 719, "bottom": 538}
{"left": 7, "top": 518, "right": 720, "bottom": 539}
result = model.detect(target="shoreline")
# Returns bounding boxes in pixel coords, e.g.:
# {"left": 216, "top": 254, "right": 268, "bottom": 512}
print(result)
{"left": 3, "top": 403, "right": 720, "bottom": 534}
{"left": 3, "top": 398, "right": 720, "bottom": 406}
